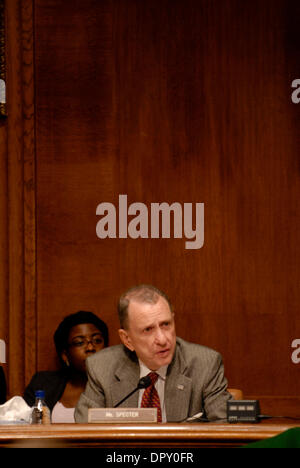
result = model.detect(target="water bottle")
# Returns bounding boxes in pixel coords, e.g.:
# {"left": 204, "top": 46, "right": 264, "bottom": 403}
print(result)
{"left": 0, "top": 366, "right": 6, "bottom": 404}
{"left": 31, "top": 390, "right": 51, "bottom": 424}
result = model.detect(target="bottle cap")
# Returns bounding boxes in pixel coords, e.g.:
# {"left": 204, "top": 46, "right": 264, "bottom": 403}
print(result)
{"left": 35, "top": 390, "right": 45, "bottom": 398}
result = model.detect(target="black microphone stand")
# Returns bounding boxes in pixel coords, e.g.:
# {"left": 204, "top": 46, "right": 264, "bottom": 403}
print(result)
{"left": 114, "top": 376, "right": 151, "bottom": 408}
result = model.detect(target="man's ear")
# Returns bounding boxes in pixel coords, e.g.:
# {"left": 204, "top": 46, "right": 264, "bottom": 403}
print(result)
{"left": 118, "top": 328, "right": 134, "bottom": 352}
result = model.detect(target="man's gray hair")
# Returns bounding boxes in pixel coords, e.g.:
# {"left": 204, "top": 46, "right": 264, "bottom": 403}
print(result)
{"left": 118, "top": 284, "right": 173, "bottom": 329}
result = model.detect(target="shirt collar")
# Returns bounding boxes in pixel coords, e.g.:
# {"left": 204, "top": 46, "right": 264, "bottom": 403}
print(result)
{"left": 139, "top": 360, "right": 168, "bottom": 381}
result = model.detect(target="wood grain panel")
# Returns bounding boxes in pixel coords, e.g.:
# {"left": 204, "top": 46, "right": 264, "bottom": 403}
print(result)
{"left": 1, "top": 421, "right": 300, "bottom": 448}
{"left": 2, "top": 0, "right": 36, "bottom": 396}
{"left": 21, "top": 0, "right": 36, "bottom": 387}
{"left": 2, "top": 0, "right": 299, "bottom": 403}
{"left": 0, "top": 0, "right": 8, "bottom": 383}
{"left": 6, "top": 0, "right": 26, "bottom": 396}
{"left": 33, "top": 0, "right": 300, "bottom": 401}
{"left": 0, "top": 120, "right": 8, "bottom": 351}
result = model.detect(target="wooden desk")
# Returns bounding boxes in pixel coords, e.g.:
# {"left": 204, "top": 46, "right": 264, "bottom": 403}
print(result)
{"left": 0, "top": 420, "right": 299, "bottom": 448}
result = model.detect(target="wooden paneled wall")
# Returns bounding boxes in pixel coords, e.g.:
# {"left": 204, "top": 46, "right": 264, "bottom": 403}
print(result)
{"left": 1, "top": 0, "right": 300, "bottom": 413}
{"left": 0, "top": 0, "right": 36, "bottom": 395}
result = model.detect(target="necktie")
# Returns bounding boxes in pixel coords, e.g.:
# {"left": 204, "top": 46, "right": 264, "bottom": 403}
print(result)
{"left": 141, "top": 372, "right": 162, "bottom": 422}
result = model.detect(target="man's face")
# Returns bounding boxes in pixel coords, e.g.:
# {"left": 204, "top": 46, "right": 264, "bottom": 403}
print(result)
{"left": 119, "top": 296, "right": 176, "bottom": 370}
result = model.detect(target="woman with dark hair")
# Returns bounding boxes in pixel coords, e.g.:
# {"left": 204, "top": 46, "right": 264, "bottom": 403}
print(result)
{"left": 24, "top": 311, "right": 109, "bottom": 423}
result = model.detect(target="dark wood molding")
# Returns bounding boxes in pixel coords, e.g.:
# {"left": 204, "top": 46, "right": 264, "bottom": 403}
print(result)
{"left": 0, "top": 0, "right": 6, "bottom": 117}
{"left": 4, "top": 0, "right": 36, "bottom": 396}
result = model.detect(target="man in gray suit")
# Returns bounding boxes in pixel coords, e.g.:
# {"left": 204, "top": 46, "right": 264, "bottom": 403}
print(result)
{"left": 75, "top": 285, "right": 231, "bottom": 423}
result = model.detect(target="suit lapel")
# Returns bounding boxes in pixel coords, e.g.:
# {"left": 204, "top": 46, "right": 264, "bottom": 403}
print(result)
{"left": 109, "top": 341, "right": 192, "bottom": 421}
{"left": 110, "top": 355, "right": 140, "bottom": 408}
{"left": 165, "top": 343, "right": 192, "bottom": 422}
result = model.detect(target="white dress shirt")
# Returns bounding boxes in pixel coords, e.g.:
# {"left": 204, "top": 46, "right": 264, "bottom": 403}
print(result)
{"left": 51, "top": 402, "right": 75, "bottom": 423}
{"left": 138, "top": 360, "right": 168, "bottom": 423}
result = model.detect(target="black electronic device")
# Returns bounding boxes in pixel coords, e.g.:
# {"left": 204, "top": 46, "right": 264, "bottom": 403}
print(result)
{"left": 227, "top": 400, "right": 261, "bottom": 423}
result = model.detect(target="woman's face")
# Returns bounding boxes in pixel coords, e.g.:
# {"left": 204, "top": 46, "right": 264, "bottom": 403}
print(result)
{"left": 62, "top": 323, "right": 105, "bottom": 373}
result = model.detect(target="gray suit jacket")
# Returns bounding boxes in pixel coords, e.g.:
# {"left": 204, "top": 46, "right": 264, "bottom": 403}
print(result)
{"left": 75, "top": 337, "right": 231, "bottom": 423}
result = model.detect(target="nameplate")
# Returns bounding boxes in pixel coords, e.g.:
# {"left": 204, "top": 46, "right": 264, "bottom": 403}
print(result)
{"left": 88, "top": 408, "right": 158, "bottom": 423}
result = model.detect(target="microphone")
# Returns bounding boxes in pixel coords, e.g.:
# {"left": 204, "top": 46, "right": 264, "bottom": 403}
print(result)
{"left": 114, "top": 375, "right": 152, "bottom": 408}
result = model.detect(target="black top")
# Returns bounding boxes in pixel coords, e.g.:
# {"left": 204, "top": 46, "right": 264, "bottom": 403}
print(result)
{"left": 23, "top": 370, "right": 68, "bottom": 411}
{"left": 0, "top": 366, "right": 6, "bottom": 404}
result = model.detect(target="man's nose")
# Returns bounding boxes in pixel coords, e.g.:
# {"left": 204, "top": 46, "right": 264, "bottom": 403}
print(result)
{"left": 154, "top": 328, "right": 167, "bottom": 344}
